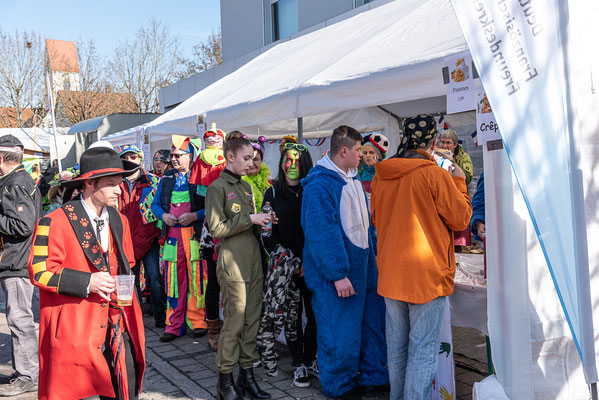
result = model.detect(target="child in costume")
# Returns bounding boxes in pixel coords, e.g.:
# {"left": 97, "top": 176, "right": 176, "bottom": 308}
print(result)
{"left": 151, "top": 135, "right": 207, "bottom": 342}
{"left": 301, "top": 125, "right": 388, "bottom": 399}
{"left": 190, "top": 126, "right": 227, "bottom": 350}
{"left": 205, "top": 131, "right": 272, "bottom": 400}
{"left": 358, "top": 132, "right": 389, "bottom": 194}
{"left": 242, "top": 136, "right": 271, "bottom": 211}
{"left": 258, "top": 143, "right": 317, "bottom": 387}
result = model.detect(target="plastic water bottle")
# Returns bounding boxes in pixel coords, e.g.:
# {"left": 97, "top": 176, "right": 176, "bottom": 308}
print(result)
{"left": 262, "top": 202, "right": 273, "bottom": 237}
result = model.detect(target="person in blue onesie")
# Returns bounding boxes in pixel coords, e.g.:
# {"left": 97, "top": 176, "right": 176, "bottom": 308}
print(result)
{"left": 301, "top": 125, "right": 388, "bottom": 399}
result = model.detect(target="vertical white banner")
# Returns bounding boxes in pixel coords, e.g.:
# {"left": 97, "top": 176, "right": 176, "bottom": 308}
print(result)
{"left": 451, "top": 0, "right": 597, "bottom": 389}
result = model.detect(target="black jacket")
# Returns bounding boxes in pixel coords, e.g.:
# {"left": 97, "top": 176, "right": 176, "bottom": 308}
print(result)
{"left": 0, "top": 165, "right": 42, "bottom": 277}
{"left": 262, "top": 182, "right": 304, "bottom": 258}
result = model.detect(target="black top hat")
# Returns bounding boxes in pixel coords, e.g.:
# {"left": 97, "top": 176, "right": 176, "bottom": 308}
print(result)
{"left": 63, "top": 147, "right": 139, "bottom": 188}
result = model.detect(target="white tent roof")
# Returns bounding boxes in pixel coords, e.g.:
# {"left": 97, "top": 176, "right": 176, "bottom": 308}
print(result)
{"left": 146, "top": 0, "right": 466, "bottom": 138}
{"left": 103, "top": 123, "right": 149, "bottom": 147}
{"left": 0, "top": 127, "right": 69, "bottom": 152}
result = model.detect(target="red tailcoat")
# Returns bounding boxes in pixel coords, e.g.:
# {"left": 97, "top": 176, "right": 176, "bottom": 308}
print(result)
{"left": 28, "top": 206, "right": 146, "bottom": 400}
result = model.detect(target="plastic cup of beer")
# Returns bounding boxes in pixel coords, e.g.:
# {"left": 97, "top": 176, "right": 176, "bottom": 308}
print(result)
{"left": 115, "top": 275, "right": 135, "bottom": 306}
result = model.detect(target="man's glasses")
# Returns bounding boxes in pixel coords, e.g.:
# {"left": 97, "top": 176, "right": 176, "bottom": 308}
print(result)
{"left": 283, "top": 143, "right": 307, "bottom": 152}
{"left": 170, "top": 153, "right": 188, "bottom": 159}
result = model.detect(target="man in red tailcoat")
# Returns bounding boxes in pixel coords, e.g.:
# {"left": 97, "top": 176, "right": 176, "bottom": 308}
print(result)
{"left": 28, "top": 147, "right": 146, "bottom": 400}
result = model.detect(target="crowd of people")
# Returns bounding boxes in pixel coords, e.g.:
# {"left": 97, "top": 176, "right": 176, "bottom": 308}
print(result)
{"left": 0, "top": 113, "right": 475, "bottom": 400}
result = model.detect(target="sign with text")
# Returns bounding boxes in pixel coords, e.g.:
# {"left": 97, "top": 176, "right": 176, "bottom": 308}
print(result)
{"left": 444, "top": 51, "right": 475, "bottom": 114}
{"left": 451, "top": 0, "right": 597, "bottom": 387}
{"left": 475, "top": 79, "right": 500, "bottom": 145}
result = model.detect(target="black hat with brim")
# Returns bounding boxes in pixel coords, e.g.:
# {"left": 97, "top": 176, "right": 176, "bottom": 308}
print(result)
{"left": 62, "top": 147, "right": 139, "bottom": 188}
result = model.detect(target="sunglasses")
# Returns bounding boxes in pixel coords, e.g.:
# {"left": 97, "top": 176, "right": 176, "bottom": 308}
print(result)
{"left": 121, "top": 153, "right": 139, "bottom": 161}
{"left": 283, "top": 143, "right": 307, "bottom": 152}
{"left": 170, "top": 153, "right": 189, "bottom": 159}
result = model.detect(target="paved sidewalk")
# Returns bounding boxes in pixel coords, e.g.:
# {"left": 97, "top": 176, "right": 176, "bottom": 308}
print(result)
{"left": 0, "top": 288, "right": 487, "bottom": 399}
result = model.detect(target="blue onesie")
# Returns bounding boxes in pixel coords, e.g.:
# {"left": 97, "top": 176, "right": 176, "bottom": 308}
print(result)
{"left": 301, "top": 156, "right": 388, "bottom": 398}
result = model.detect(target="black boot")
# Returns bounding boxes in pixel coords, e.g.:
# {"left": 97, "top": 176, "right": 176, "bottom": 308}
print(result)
{"left": 216, "top": 372, "right": 244, "bottom": 400}
{"left": 237, "top": 366, "right": 271, "bottom": 399}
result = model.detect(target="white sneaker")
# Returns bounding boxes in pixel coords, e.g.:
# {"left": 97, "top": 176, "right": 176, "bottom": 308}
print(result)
{"left": 306, "top": 359, "right": 319, "bottom": 378}
{"left": 293, "top": 365, "right": 310, "bottom": 388}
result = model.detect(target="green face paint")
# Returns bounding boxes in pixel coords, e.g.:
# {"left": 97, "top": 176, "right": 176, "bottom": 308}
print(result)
{"left": 284, "top": 150, "right": 301, "bottom": 180}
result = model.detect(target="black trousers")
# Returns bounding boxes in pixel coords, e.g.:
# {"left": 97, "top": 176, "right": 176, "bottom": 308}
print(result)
{"left": 203, "top": 247, "right": 221, "bottom": 320}
{"left": 100, "top": 330, "right": 139, "bottom": 400}
{"left": 287, "top": 275, "right": 318, "bottom": 366}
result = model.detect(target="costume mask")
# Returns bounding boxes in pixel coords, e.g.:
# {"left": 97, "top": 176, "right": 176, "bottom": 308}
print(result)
{"left": 284, "top": 150, "right": 301, "bottom": 180}
{"left": 205, "top": 134, "right": 223, "bottom": 149}
{"left": 362, "top": 144, "right": 380, "bottom": 167}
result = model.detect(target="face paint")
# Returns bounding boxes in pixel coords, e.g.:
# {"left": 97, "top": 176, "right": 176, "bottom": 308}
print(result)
{"left": 361, "top": 144, "right": 379, "bottom": 167}
{"left": 284, "top": 150, "right": 301, "bottom": 180}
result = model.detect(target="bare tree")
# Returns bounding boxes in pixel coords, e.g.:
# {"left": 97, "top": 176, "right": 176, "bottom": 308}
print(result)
{"left": 178, "top": 29, "right": 223, "bottom": 79}
{"left": 55, "top": 38, "right": 121, "bottom": 124}
{"left": 0, "top": 29, "right": 45, "bottom": 127}
{"left": 109, "top": 18, "right": 183, "bottom": 113}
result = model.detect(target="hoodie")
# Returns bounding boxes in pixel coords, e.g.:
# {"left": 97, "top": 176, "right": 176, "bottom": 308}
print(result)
{"left": 315, "top": 155, "right": 370, "bottom": 249}
{"left": 371, "top": 149, "right": 472, "bottom": 304}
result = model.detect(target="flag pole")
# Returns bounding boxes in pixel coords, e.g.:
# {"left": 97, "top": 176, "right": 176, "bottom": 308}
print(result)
{"left": 45, "top": 71, "right": 62, "bottom": 171}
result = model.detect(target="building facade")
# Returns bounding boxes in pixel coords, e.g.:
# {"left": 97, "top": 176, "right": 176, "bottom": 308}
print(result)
{"left": 159, "top": 0, "right": 389, "bottom": 112}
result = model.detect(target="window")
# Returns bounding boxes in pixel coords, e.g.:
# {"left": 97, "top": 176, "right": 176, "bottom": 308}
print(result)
{"left": 271, "top": 0, "right": 298, "bottom": 42}
{"left": 354, "top": 0, "right": 373, "bottom": 7}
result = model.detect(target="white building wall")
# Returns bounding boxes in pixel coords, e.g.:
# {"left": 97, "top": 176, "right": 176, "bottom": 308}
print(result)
{"left": 50, "top": 71, "right": 81, "bottom": 96}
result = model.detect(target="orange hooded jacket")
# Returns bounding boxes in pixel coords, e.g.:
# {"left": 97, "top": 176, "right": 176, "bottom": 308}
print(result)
{"left": 371, "top": 150, "right": 472, "bottom": 304}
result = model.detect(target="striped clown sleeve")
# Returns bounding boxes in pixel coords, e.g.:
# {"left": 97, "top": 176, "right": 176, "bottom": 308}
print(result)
{"left": 29, "top": 217, "right": 91, "bottom": 298}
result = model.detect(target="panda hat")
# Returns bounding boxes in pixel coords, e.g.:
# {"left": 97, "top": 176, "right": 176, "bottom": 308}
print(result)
{"left": 362, "top": 133, "right": 390, "bottom": 159}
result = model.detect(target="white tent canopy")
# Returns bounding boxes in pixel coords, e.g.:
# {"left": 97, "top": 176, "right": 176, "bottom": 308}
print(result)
{"left": 0, "top": 127, "right": 69, "bottom": 153}
{"left": 145, "top": 0, "right": 467, "bottom": 138}
{"left": 103, "top": 123, "right": 149, "bottom": 147}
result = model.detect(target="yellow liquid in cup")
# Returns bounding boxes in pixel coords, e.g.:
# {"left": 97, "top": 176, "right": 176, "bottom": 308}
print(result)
{"left": 117, "top": 297, "right": 133, "bottom": 306}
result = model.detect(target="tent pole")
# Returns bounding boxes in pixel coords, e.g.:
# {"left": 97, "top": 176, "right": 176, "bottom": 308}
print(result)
{"left": 297, "top": 117, "right": 303, "bottom": 143}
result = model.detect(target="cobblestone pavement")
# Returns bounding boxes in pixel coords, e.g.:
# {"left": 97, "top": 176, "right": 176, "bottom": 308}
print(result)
{"left": 0, "top": 289, "right": 488, "bottom": 399}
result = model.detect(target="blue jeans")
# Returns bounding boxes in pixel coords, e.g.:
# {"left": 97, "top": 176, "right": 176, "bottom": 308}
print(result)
{"left": 385, "top": 296, "right": 445, "bottom": 400}
{"left": 142, "top": 241, "right": 166, "bottom": 324}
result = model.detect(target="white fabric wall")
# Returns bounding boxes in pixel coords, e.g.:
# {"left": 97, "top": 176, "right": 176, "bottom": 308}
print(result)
{"left": 485, "top": 145, "right": 590, "bottom": 399}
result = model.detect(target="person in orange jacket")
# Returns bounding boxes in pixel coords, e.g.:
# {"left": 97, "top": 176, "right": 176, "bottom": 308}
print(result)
{"left": 371, "top": 114, "right": 472, "bottom": 400}
{"left": 28, "top": 147, "right": 146, "bottom": 400}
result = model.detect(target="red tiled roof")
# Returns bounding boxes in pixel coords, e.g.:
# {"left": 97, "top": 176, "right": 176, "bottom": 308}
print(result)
{"left": 57, "top": 91, "right": 139, "bottom": 123}
{"left": 0, "top": 107, "right": 38, "bottom": 128}
{"left": 46, "top": 39, "right": 79, "bottom": 73}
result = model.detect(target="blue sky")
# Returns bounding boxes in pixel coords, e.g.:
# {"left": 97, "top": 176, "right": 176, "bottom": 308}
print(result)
{"left": 0, "top": 0, "right": 221, "bottom": 59}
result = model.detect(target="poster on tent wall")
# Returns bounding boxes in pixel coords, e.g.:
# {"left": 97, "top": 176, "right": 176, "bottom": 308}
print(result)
{"left": 142, "top": 132, "right": 151, "bottom": 171}
{"left": 451, "top": 0, "right": 598, "bottom": 386}
{"left": 475, "top": 80, "right": 501, "bottom": 145}
{"left": 444, "top": 51, "right": 475, "bottom": 114}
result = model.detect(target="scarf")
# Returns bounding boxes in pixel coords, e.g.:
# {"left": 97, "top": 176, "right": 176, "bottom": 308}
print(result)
{"left": 242, "top": 163, "right": 271, "bottom": 211}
